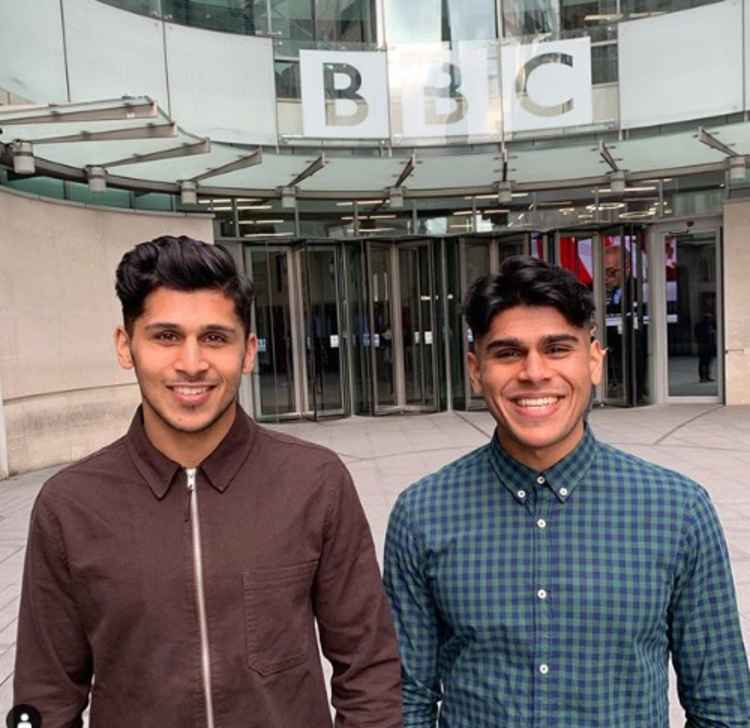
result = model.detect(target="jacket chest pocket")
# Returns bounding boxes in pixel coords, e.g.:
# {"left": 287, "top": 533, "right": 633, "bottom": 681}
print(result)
{"left": 242, "top": 560, "right": 318, "bottom": 676}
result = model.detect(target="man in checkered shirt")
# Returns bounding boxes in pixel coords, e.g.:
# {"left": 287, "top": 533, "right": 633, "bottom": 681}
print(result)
{"left": 384, "top": 255, "right": 750, "bottom": 727}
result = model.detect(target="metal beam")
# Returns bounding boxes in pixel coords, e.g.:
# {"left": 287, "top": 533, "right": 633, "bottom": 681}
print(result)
{"left": 288, "top": 154, "right": 326, "bottom": 187}
{"left": 599, "top": 141, "right": 619, "bottom": 172}
{"left": 26, "top": 123, "right": 177, "bottom": 145}
{"left": 696, "top": 126, "right": 738, "bottom": 157}
{"left": 100, "top": 139, "right": 211, "bottom": 168}
{"left": 0, "top": 98, "right": 158, "bottom": 126}
{"left": 191, "top": 148, "right": 263, "bottom": 182}
{"left": 394, "top": 153, "right": 416, "bottom": 188}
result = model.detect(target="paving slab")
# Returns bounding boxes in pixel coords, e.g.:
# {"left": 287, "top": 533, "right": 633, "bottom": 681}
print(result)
{"left": 0, "top": 404, "right": 748, "bottom": 726}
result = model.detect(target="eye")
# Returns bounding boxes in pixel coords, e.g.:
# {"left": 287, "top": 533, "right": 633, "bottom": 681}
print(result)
{"left": 154, "top": 330, "right": 179, "bottom": 343}
{"left": 494, "top": 348, "right": 521, "bottom": 360}
{"left": 546, "top": 344, "right": 573, "bottom": 356}
{"left": 204, "top": 333, "right": 229, "bottom": 345}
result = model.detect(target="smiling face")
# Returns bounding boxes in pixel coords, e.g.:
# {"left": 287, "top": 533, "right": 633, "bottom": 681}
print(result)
{"left": 467, "top": 305, "right": 604, "bottom": 471}
{"left": 115, "top": 286, "right": 257, "bottom": 465}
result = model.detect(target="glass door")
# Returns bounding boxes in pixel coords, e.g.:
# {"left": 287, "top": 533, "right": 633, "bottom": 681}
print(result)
{"left": 399, "top": 241, "right": 438, "bottom": 410}
{"left": 601, "top": 226, "right": 648, "bottom": 406}
{"left": 301, "top": 244, "right": 347, "bottom": 418}
{"left": 245, "top": 246, "right": 300, "bottom": 419}
{"left": 366, "top": 241, "right": 398, "bottom": 413}
{"left": 665, "top": 231, "right": 721, "bottom": 398}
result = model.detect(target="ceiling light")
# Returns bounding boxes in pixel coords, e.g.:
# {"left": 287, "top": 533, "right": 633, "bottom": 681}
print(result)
{"left": 242, "top": 232, "right": 294, "bottom": 238}
{"left": 467, "top": 192, "right": 528, "bottom": 200}
{"left": 452, "top": 210, "right": 474, "bottom": 216}
{"left": 238, "top": 204, "right": 272, "bottom": 211}
{"left": 238, "top": 219, "right": 285, "bottom": 225}
{"left": 481, "top": 208, "right": 510, "bottom": 214}
{"left": 586, "top": 202, "right": 626, "bottom": 211}
{"left": 559, "top": 207, "right": 576, "bottom": 213}
{"left": 86, "top": 166, "right": 106, "bottom": 193}
{"left": 619, "top": 210, "right": 656, "bottom": 219}
{"left": 180, "top": 181, "right": 198, "bottom": 205}
{"left": 199, "top": 198, "right": 231, "bottom": 204}
{"left": 11, "top": 140, "right": 34, "bottom": 174}
{"left": 211, "top": 206, "right": 234, "bottom": 211}
{"left": 336, "top": 199, "right": 384, "bottom": 206}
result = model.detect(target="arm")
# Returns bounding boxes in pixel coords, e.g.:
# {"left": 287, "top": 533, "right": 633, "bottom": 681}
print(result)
{"left": 383, "top": 492, "right": 442, "bottom": 728}
{"left": 14, "top": 489, "right": 92, "bottom": 728}
{"left": 668, "top": 487, "right": 750, "bottom": 727}
{"left": 313, "top": 461, "right": 403, "bottom": 728}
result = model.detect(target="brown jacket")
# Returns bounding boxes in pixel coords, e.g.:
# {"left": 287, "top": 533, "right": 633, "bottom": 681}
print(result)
{"left": 14, "top": 407, "right": 402, "bottom": 728}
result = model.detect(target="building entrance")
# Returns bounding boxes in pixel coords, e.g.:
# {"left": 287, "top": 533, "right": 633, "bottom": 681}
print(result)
{"left": 557, "top": 226, "right": 649, "bottom": 406}
{"left": 365, "top": 239, "right": 439, "bottom": 414}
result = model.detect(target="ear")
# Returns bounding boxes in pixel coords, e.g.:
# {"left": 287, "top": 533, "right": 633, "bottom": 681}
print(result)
{"left": 588, "top": 337, "right": 606, "bottom": 386}
{"left": 242, "top": 333, "right": 258, "bottom": 375}
{"left": 114, "top": 326, "right": 134, "bottom": 370}
{"left": 466, "top": 349, "right": 484, "bottom": 396}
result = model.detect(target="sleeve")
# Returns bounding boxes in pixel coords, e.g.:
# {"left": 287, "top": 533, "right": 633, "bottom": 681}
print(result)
{"left": 383, "top": 491, "right": 442, "bottom": 728}
{"left": 313, "top": 461, "right": 403, "bottom": 728}
{"left": 13, "top": 489, "right": 92, "bottom": 728}
{"left": 668, "top": 487, "right": 750, "bottom": 727}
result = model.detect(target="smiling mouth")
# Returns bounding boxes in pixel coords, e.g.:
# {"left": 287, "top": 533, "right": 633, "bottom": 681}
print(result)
{"left": 514, "top": 396, "right": 561, "bottom": 408}
{"left": 167, "top": 384, "right": 217, "bottom": 404}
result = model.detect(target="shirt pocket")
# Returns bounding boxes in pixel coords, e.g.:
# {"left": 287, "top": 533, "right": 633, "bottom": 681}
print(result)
{"left": 242, "top": 560, "right": 318, "bottom": 676}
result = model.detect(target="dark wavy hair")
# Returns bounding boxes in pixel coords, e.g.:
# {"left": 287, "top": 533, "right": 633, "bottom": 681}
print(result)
{"left": 115, "top": 236, "right": 254, "bottom": 335}
{"left": 463, "top": 255, "right": 595, "bottom": 340}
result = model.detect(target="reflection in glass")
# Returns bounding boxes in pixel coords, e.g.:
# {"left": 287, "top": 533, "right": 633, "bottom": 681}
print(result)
{"left": 303, "top": 249, "right": 344, "bottom": 415}
{"left": 162, "top": 0, "right": 263, "bottom": 33}
{"left": 400, "top": 245, "right": 436, "bottom": 407}
{"left": 385, "top": 0, "right": 496, "bottom": 43}
{"left": 502, "top": 0, "right": 555, "bottom": 37}
{"left": 316, "top": 0, "right": 376, "bottom": 42}
{"left": 248, "top": 249, "right": 297, "bottom": 416}
{"left": 560, "top": 0, "right": 616, "bottom": 42}
{"left": 666, "top": 234, "right": 719, "bottom": 396}
{"left": 369, "top": 245, "right": 396, "bottom": 407}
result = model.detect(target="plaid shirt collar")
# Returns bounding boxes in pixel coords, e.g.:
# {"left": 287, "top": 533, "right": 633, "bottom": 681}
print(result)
{"left": 488, "top": 423, "right": 598, "bottom": 506}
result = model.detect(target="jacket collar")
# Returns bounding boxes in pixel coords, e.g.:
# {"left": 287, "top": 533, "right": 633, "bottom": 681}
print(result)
{"left": 126, "top": 405, "right": 257, "bottom": 500}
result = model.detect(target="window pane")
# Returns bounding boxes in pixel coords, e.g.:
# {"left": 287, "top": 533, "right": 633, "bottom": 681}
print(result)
{"left": 275, "top": 60, "right": 301, "bottom": 98}
{"left": 592, "top": 43, "right": 617, "bottom": 84}
{"left": 271, "top": 0, "right": 314, "bottom": 41}
{"left": 502, "top": 0, "right": 555, "bottom": 38}
{"left": 621, "top": 0, "right": 722, "bottom": 15}
{"left": 316, "top": 0, "right": 376, "bottom": 43}
{"left": 385, "top": 0, "right": 496, "bottom": 43}
{"left": 560, "top": 0, "right": 617, "bottom": 42}
{"left": 162, "top": 0, "right": 262, "bottom": 33}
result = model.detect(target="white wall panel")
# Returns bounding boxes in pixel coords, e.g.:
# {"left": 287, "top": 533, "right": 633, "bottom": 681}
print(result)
{"left": 619, "top": 0, "right": 743, "bottom": 129}
{"left": 165, "top": 24, "right": 277, "bottom": 144}
{"left": 63, "top": 0, "right": 169, "bottom": 107}
{"left": 0, "top": 0, "right": 68, "bottom": 103}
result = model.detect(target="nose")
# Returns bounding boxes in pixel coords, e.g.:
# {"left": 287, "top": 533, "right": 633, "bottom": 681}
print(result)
{"left": 518, "top": 350, "right": 551, "bottom": 383}
{"left": 174, "top": 338, "right": 209, "bottom": 377}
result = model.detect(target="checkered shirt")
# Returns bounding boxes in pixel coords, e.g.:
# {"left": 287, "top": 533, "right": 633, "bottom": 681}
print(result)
{"left": 383, "top": 426, "right": 750, "bottom": 727}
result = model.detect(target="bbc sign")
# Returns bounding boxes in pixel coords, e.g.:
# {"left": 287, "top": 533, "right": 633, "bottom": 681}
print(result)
{"left": 300, "top": 38, "right": 592, "bottom": 140}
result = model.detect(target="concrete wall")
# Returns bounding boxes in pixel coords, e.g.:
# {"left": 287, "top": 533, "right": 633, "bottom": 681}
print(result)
{"left": 723, "top": 198, "right": 750, "bottom": 405}
{"left": 0, "top": 187, "right": 214, "bottom": 476}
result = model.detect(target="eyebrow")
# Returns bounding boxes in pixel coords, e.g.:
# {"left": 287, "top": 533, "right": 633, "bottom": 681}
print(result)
{"left": 143, "top": 323, "right": 238, "bottom": 335}
{"left": 484, "top": 333, "right": 581, "bottom": 352}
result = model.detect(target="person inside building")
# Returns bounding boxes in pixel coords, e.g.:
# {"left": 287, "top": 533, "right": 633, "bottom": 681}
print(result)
{"left": 384, "top": 255, "right": 750, "bottom": 727}
{"left": 13, "top": 236, "right": 403, "bottom": 728}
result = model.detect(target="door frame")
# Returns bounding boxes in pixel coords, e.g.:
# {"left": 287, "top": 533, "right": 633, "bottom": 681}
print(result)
{"left": 647, "top": 216, "right": 724, "bottom": 404}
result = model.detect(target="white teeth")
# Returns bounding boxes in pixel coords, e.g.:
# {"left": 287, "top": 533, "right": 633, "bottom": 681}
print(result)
{"left": 517, "top": 397, "right": 558, "bottom": 407}
{"left": 173, "top": 386, "right": 209, "bottom": 396}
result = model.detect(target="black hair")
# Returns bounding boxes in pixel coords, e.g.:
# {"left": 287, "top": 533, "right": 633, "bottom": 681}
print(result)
{"left": 115, "top": 236, "right": 254, "bottom": 335}
{"left": 463, "top": 255, "right": 595, "bottom": 339}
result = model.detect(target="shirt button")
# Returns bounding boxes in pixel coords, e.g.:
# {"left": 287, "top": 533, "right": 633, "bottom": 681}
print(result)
{"left": 517, "top": 490, "right": 526, "bottom": 499}
{"left": 536, "top": 518, "right": 547, "bottom": 529}
{"left": 536, "top": 475, "right": 546, "bottom": 485}
{"left": 539, "top": 664, "right": 549, "bottom": 675}
{"left": 537, "top": 589, "right": 548, "bottom": 600}
{"left": 559, "top": 487, "right": 569, "bottom": 497}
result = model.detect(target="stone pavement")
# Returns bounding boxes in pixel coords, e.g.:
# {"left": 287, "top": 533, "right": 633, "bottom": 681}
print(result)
{"left": 0, "top": 403, "right": 749, "bottom": 725}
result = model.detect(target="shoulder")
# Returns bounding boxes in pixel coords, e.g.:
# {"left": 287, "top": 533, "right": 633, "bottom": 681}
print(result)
{"left": 253, "top": 423, "right": 345, "bottom": 471}
{"left": 591, "top": 438, "right": 707, "bottom": 504}
{"left": 36, "top": 435, "right": 130, "bottom": 506}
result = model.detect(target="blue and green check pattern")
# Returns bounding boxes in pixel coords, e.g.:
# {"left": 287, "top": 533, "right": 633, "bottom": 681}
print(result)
{"left": 384, "top": 427, "right": 750, "bottom": 727}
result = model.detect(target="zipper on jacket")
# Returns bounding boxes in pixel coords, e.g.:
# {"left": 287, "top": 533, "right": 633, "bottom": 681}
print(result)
{"left": 187, "top": 467, "right": 216, "bottom": 728}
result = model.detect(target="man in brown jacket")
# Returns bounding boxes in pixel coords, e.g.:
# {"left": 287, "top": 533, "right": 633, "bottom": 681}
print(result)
{"left": 12, "top": 236, "right": 402, "bottom": 728}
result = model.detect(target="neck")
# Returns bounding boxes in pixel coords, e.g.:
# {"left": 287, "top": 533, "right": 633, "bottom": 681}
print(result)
{"left": 497, "top": 420, "right": 585, "bottom": 472}
{"left": 142, "top": 401, "right": 237, "bottom": 468}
